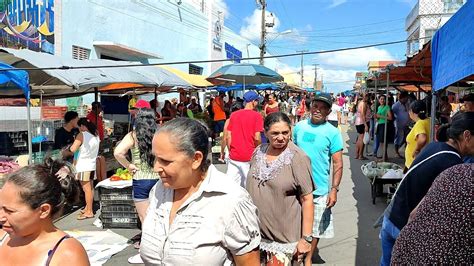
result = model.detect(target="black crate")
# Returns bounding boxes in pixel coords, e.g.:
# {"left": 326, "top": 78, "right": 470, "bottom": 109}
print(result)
{"left": 99, "top": 187, "right": 134, "bottom": 205}
{"left": 100, "top": 204, "right": 139, "bottom": 229}
{"left": 101, "top": 204, "right": 136, "bottom": 213}
{"left": 101, "top": 217, "right": 139, "bottom": 229}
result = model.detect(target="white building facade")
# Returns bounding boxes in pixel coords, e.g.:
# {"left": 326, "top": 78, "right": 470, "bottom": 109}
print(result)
{"left": 405, "top": 0, "right": 466, "bottom": 56}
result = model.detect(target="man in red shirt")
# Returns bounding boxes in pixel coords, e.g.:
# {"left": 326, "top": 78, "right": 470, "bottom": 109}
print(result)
{"left": 226, "top": 91, "right": 264, "bottom": 187}
{"left": 86, "top": 101, "right": 104, "bottom": 140}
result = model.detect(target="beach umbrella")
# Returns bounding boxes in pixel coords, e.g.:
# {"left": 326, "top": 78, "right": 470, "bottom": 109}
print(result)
{"left": 207, "top": 63, "right": 283, "bottom": 90}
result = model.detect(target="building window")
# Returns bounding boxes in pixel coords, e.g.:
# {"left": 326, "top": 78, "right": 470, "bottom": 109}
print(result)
{"left": 424, "top": 29, "right": 437, "bottom": 39}
{"left": 100, "top": 54, "right": 125, "bottom": 61}
{"left": 189, "top": 64, "right": 203, "bottom": 75}
{"left": 443, "top": 0, "right": 465, "bottom": 13}
{"left": 72, "top": 45, "right": 90, "bottom": 60}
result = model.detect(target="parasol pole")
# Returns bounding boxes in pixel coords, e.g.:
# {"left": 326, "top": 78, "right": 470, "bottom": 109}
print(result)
{"left": 27, "top": 86, "right": 32, "bottom": 164}
{"left": 383, "top": 70, "right": 389, "bottom": 162}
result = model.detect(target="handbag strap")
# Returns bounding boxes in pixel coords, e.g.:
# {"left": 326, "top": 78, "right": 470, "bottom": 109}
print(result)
{"left": 393, "top": 150, "right": 460, "bottom": 197}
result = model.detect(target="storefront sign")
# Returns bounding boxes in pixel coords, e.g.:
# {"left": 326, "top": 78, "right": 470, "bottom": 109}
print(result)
{"left": 213, "top": 13, "right": 223, "bottom": 51}
{"left": 225, "top": 43, "right": 242, "bottom": 63}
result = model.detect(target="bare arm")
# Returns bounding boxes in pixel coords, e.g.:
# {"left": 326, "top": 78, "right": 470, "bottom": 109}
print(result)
{"left": 413, "top": 133, "right": 428, "bottom": 158}
{"left": 220, "top": 120, "right": 230, "bottom": 160}
{"left": 387, "top": 109, "right": 393, "bottom": 121}
{"left": 233, "top": 249, "right": 260, "bottom": 266}
{"left": 69, "top": 133, "right": 83, "bottom": 153}
{"left": 253, "top": 132, "right": 262, "bottom": 147}
{"left": 52, "top": 238, "right": 90, "bottom": 266}
{"left": 327, "top": 151, "right": 343, "bottom": 208}
{"left": 114, "top": 132, "right": 135, "bottom": 170}
{"left": 300, "top": 193, "right": 314, "bottom": 237}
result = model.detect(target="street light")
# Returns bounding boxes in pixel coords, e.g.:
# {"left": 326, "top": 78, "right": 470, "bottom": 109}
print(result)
{"left": 266, "top": 29, "right": 293, "bottom": 44}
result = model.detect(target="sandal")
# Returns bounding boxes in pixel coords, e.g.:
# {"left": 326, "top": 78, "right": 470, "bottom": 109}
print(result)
{"left": 77, "top": 213, "right": 94, "bottom": 220}
{"left": 134, "top": 241, "right": 140, "bottom": 249}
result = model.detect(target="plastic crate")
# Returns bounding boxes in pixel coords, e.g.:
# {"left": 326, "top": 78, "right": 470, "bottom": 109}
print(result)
{"left": 99, "top": 187, "right": 134, "bottom": 206}
{"left": 100, "top": 204, "right": 138, "bottom": 229}
{"left": 101, "top": 204, "right": 136, "bottom": 213}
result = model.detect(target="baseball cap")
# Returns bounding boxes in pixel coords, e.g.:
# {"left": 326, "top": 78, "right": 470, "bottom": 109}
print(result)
{"left": 312, "top": 93, "right": 333, "bottom": 107}
{"left": 135, "top": 99, "right": 151, "bottom": 109}
{"left": 243, "top": 91, "right": 262, "bottom": 103}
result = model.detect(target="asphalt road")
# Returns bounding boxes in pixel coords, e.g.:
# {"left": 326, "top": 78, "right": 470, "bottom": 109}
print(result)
{"left": 56, "top": 124, "right": 403, "bottom": 265}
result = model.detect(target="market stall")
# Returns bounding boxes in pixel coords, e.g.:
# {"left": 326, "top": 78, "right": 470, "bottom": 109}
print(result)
{"left": 430, "top": 0, "right": 474, "bottom": 139}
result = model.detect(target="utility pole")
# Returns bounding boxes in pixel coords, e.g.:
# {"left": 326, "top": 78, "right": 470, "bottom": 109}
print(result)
{"left": 297, "top": 50, "right": 308, "bottom": 89}
{"left": 321, "top": 74, "right": 324, "bottom": 92}
{"left": 313, "top": 64, "right": 319, "bottom": 90}
{"left": 259, "top": 0, "right": 266, "bottom": 65}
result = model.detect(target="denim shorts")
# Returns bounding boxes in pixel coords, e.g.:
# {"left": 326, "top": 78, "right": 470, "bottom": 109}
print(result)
{"left": 132, "top": 179, "right": 159, "bottom": 201}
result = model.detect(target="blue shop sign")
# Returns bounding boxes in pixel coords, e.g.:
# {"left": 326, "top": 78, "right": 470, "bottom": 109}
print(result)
{"left": 225, "top": 43, "right": 242, "bottom": 63}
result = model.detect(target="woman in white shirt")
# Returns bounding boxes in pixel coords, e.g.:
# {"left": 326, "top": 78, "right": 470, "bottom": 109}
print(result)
{"left": 70, "top": 118, "right": 100, "bottom": 220}
{"left": 141, "top": 118, "right": 260, "bottom": 265}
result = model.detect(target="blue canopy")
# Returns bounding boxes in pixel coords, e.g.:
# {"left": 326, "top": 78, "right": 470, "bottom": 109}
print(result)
{"left": 432, "top": 0, "right": 474, "bottom": 91}
{"left": 0, "top": 62, "right": 30, "bottom": 99}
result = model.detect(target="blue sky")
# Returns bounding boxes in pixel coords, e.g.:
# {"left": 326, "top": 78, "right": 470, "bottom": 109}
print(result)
{"left": 220, "top": 0, "right": 418, "bottom": 93}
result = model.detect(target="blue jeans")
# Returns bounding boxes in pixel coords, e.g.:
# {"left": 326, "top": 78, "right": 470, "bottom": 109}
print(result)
{"left": 373, "top": 134, "right": 380, "bottom": 155}
{"left": 370, "top": 118, "right": 375, "bottom": 138}
{"left": 380, "top": 216, "right": 401, "bottom": 266}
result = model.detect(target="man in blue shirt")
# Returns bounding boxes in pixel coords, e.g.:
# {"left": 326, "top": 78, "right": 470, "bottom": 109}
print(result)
{"left": 392, "top": 92, "right": 410, "bottom": 158}
{"left": 293, "top": 93, "right": 344, "bottom": 265}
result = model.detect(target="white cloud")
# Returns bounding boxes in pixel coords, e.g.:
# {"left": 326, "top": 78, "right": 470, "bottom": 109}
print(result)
{"left": 328, "top": 0, "right": 347, "bottom": 9}
{"left": 239, "top": 9, "right": 308, "bottom": 45}
{"left": 214, "top": 0, "right": 229, "bottom": 18}
{"left": 276, "top": 62, "right": 357, "bottom": 93}
{"left": 240, "top": 9, "right": 281, "bottom": 41}
{"left": 315, "top": 47, "right": 396, "bottom": 68}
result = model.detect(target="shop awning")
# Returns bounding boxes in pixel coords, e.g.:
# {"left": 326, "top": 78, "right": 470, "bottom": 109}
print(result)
{"left": 0, "top": 48, "right": 158, "bottom": 98}
{"left": 93, "top": 41, "right": 162, "bottom": 60}
{"left": 158, "top": 66, "right": 214, "bottom": 87}
{"left": 432, "top": 0, "right": 474, "bottom": 91}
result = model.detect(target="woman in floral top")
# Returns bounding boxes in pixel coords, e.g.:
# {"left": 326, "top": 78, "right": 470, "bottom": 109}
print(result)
{"left": 247, "top": 112, "right": 315, "bottom": 265}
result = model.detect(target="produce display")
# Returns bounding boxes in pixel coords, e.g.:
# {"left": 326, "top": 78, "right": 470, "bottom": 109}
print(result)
{"left": 110, "top": 168, "right": 132, "bottom": 181}
{"left": 0, "top": 159, "right": 20, "bottom": 175}
{"left": 361, "top": 161, "right": 403, "bottom": 179}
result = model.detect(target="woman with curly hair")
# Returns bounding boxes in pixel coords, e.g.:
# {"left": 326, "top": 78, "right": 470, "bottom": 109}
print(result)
{"left": 114, "top": 105, "right": 160, "bottom": 264}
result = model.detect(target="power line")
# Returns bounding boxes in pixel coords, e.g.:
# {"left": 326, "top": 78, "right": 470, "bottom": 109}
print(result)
{"left": 0, "top": 37, "right": 430, "bottom": 72}
{"left": 298, "top": 18, "right": 405, "bottom": 33}
{"left": 275, "top": 28, "right": 405, "bottom": 40}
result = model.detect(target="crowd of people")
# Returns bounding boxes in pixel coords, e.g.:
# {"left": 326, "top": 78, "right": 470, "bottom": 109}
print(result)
{"left": 0, "top": 88, "right": 472, "bottom": 265}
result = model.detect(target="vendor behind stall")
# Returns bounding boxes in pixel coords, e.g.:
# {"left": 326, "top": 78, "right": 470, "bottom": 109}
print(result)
{"left": 54, "top": 111, "right": 79, "bottom": 161}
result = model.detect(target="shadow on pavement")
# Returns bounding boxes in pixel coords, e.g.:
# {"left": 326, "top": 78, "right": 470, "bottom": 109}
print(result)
{"left": 346, "top": 126, "right": 403, "bottom": 265}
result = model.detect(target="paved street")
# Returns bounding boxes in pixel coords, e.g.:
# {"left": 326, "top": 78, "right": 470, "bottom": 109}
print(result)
{"left": 56, "top": 125, "right": 403, "bottom": 265}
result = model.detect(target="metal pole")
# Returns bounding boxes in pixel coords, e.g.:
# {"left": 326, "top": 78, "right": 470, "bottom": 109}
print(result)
{"left": 26, "top": 88, "right": 32, "bottom": 164}
{"left": 296, "top": 50, "right": 308, "bottom": 89}
{"left": 259, "top": 0, "right": 266, "bottom": 65}
{"left": 383, "top": 71, "right": 389, "bottom": 162}
{"left": 430, "top": 92, "right": 437, "bottom": 142}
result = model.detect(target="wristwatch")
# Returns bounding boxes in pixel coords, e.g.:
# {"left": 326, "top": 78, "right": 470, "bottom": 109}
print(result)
{"left": 331, "top": 186, "right": 340, "bottom": 192}
{"left": 303, "top": 235, "right": 313, "bottom": 244}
